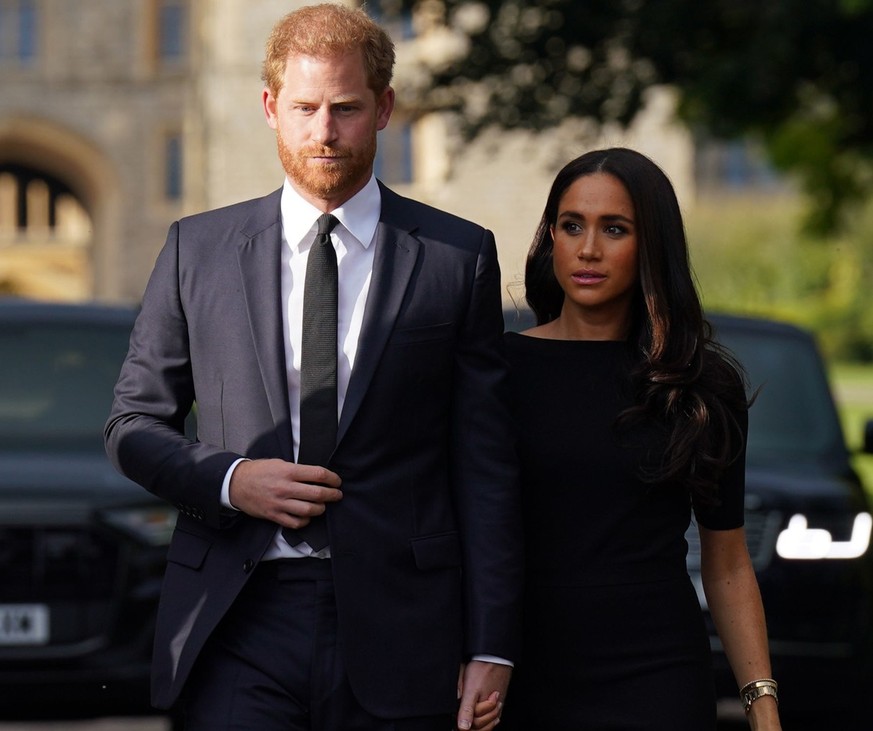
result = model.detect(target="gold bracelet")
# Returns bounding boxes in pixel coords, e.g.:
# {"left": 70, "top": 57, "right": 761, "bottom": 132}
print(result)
{"left": 740, "top": 678, "right": 778, "bottom": 713}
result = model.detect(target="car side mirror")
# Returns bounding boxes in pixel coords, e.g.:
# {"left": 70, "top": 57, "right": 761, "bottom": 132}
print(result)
{"left": 864, "top": 419, "right": 873, "bottom": 455}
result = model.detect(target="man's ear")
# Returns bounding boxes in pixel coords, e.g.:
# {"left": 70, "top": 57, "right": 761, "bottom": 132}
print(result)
{"left": 376, "top": 87, "right": 395, "bottom": 131}
{"left": 263, "top": 87, "right": 279, "bottom": 130}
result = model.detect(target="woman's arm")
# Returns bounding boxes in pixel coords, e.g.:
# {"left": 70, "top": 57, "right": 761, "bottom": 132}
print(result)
{"left": 699, "top": 525, "right": 782, "bottom": 731}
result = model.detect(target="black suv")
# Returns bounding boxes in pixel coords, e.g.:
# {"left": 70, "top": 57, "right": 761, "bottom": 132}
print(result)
{"left": 700, "top": 314, "right": 873, "bottom": 728}
{"left": 504, "top": 309, "right": 873, "bottom": 728}
{"left": 0, "top": 299, "right": 176, "bottom": 719}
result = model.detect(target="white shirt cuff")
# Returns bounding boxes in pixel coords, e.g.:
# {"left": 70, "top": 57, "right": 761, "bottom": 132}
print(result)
{"left": 471, "top": 654, "right": 513, "bottom": 667}
{"left": 220, "top": 457, "right": 248, "bottom": 510}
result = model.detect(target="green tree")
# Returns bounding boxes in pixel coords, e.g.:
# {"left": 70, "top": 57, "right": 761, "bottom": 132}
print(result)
{"left": 392, "top": 0, "right": 873, "bottom": 233}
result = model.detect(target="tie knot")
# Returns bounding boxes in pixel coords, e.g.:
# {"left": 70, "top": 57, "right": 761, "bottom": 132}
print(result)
{"left": 317, "top": 213, "right": 339, "bottom": 237}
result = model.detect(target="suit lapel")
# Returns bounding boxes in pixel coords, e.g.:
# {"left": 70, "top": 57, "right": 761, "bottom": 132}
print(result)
{"left": 236, "top": 190, "right": 295, "bottom": 461}
{"left": 231, "top": 186, "right": 421, "bottom": 454}
{"left": 337, "top": 195, "right": 420, "bottom": 444}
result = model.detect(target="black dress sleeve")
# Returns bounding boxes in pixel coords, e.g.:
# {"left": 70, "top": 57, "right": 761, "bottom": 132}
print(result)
{"left": 691, "top": 357, "right": 749, "bottom": 531}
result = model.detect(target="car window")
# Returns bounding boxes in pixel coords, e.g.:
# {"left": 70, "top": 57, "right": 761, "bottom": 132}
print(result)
{"left": 715, "top": 327, "right": 846, "bottom": 467}
{"left": 0, "top": 322, "right": 130, "bottom": 451}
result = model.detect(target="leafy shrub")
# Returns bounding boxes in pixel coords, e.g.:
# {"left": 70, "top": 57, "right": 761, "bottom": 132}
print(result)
{"left": 688, "top": 194, "right": 873, "bottom": 362}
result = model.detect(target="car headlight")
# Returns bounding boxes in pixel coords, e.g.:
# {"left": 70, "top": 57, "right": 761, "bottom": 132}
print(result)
{"left": 101, "top": 505, "right": 178, "bottom": 546}
{"left": 775, "top": 512, "right": 872, "bottom": 559}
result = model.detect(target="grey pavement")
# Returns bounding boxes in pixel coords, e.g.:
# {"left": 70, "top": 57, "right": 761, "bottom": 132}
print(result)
{"left": 0, "top": 720, "right": 169, "bottom": 731}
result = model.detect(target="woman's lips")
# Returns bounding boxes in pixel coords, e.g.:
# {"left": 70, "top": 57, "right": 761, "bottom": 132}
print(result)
{"left": 571, "top": 269, "right": 606, "bottom": 284}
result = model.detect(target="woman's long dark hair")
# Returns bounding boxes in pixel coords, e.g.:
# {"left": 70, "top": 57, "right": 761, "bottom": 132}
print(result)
{"left": 526, "top": 148, "right": 747, "bottom": 505}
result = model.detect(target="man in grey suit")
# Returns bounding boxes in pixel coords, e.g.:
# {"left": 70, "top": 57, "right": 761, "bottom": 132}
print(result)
{"left": 105, "top": 4, "right": 521, "bottom": 731}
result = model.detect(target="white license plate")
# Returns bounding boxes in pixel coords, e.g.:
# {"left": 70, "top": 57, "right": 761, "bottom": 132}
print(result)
{"left": 0, "top": 604, "right": 50, "bottom": 645}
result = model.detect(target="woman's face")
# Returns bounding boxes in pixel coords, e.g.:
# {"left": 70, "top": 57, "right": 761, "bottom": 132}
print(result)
{"left": 550, "top": 172, "right": 639, "bottom": 328}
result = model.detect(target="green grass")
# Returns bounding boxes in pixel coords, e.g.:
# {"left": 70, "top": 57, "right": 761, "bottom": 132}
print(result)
{"left": 830, "top": 363, "right": 873, "bottom": 498}
{"left": 688, "top": 194, "right": 873, "bottom": 364}
{"left": 685, "top": 195, "right": 873, "bottom": 495}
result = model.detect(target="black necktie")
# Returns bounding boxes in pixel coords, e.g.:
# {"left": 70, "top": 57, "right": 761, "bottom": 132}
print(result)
{"left": 283, "top": 213, "right": 339, "bottom": 551}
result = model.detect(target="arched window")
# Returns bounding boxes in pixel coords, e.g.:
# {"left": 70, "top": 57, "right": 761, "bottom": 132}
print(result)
{"left": 0, "top": 165, "right": 89, "bottom": 242}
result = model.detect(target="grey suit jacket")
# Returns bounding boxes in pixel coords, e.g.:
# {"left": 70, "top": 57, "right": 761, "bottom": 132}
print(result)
{"left": 105, "top": 183, "right": 522, "bottom": 717}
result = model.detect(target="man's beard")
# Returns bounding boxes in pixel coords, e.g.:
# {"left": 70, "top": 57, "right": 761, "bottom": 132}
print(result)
{"left": 277, "top": 130, "right": 376, "bottom": 202}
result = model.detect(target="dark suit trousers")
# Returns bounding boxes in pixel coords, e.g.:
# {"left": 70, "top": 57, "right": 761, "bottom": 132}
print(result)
{"left": 179, "top": 558, "right": 454, "bottom": 731}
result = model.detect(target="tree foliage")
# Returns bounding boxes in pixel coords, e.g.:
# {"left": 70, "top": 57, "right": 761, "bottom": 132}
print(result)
{"left": 390, "top": 0, "right": 873, "bottom": 233}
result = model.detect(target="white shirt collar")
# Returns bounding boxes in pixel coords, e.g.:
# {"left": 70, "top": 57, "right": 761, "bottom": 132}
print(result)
{"left": 280, "top": 175, "right": 382, "bottom": 250}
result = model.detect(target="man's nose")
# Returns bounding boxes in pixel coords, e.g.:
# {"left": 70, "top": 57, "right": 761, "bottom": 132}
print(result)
{"left": 312, "top": 107, "right": 338, "bottom": 145}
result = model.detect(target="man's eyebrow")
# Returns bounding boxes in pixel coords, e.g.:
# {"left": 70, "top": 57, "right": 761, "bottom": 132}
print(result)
{"left": 288, "top": 95, "right": 362, "bottom": 104}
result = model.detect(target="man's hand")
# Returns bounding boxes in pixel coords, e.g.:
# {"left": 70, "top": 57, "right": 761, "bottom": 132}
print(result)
{"left": 457, "top": 661, "right": 512, "bottom": 730}
{"left": 228, "top": 458, "right": 342, "bottom": 527}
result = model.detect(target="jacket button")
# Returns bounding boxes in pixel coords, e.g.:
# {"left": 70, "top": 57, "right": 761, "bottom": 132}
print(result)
{"left": 243, "top": 559, "right": 255, "bottom": 573}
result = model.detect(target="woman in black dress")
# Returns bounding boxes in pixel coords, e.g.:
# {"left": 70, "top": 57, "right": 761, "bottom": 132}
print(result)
{"left": 496, "top": 148, "right": 782, "bottom": 730}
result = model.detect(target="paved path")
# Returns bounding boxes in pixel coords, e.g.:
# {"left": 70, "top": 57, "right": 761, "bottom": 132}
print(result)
{"left": 1, "top": 720, "right": 749, "bottom": 731}
{"left": 0, "top": 719, "right": 169, "bottom": 731}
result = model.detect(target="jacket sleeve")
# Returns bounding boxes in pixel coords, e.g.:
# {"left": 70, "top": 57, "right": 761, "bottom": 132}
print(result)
{"left": 104, "top": 221, "right": 240, "bottom": 528}
{"left": 450, "top": 228, "right": 524, "bottom": 662}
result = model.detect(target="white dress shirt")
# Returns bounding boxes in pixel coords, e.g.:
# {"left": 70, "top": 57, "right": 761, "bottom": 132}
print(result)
{"left": 221, "top": 175, "right": 380, "bottom": 559}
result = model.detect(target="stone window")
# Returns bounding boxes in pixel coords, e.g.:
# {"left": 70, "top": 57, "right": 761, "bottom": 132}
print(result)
{"left": 158, "top": 0, "right": 186, "bottom": 62}
{"left": 368, "top": 2, "right": 415, "bottom": 42}
{"left": 375, "top": 121, "right": 413, "bottom": 185}
{"left": 695, "top": 138, "right": 785, "bottom": 194}
{"left": 0, "top": 0, "right": 38, "bottom": 64}
{"left": 164, "top": 132, "right": 183, "bottom": 201}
